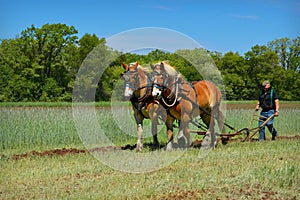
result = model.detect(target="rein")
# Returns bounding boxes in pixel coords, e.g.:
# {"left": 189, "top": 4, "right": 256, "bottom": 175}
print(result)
{"left": 160, "top": 74, "right": 181, "bottom": 107}
{"left": 161, "top": 79, "right": 179, "bottom": 107}
{"left": 125, "top": 69, "right": 153, "bottom": 103}
{"left": 134, "top": 84, "right": 152, "bottom": 102}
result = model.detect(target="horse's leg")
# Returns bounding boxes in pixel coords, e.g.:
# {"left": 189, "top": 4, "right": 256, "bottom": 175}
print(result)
{"left": 177, "top": 120, "right": 187, "bottom": 148}
{"left": 149, "top": 104, "right": 159, "bottom": 149}
{"left": 215, "top": 88, "right": 225, "bottom": 133}
{"left": 216, "top": 107, "right": 226, "bottom": 133}
{"left": 200, "top": 111, "right": 216, "bottom": 148}
{"left": 134, "top": 111, "right": 144, "bottom": 151}
{"left": 210, "top": 119, "right": 216, "bottom": 147}
{"left": 137, "top": 123, "right": 143, "bottom": 150}
{"left": 165, "top": 115, "right": 175, "bottom": 151}
{"left": 200, "top": 112, "right": 210, "bottom": 130}
{"left": 208, "top": 109, "right": 217, "bottom": 147}
{"left": 181, "top": 112, "right": 192, "bottom": 148}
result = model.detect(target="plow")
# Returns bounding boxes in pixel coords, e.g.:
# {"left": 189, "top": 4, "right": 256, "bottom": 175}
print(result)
{"left": 190, "top": 111, "right": 276, "bottom": 145}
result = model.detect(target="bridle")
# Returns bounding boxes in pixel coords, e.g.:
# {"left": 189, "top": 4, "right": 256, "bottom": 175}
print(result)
{"left": 151, "top": 70, "right": 169, "bottom": 91}
{"left": 152, "top": 66, "right": 180, "bottom": 107}
{"left": 122, "top": 69, "right": 138, "bottom": 89}
{"left": 121, "top": 67, "right": 152, "bottom": 102}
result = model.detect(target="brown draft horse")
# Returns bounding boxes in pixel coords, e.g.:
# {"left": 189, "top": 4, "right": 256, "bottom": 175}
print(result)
{"left": 121, "top": 61, "right": 166, "bottom": 151}
{"left": 151, "top": 61, "right": 225, "bottom": 149}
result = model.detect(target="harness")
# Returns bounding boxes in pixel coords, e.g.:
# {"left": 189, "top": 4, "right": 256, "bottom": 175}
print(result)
{"left": 124, "top": 68, "right": 155, "bottom": 118}
{"left": 161, "top": 75, "right": 180, "bottom": 107}
{"left": 259, "top": 88, "right": 274, "bottom": 108}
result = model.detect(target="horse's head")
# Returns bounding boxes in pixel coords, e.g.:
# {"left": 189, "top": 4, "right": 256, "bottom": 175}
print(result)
{"left": 151, "top": 62, "right": 170, "bottom": 98}
{"left": 121, "top": 61, "right": 140, "bottom": 99}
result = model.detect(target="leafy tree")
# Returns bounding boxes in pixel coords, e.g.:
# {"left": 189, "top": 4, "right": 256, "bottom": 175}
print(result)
{"left": 73, "top": 42, "right": 120, "bottom": 102}
{"left": 0, "top": 23, "right": 78, "bottom": 101}
{"left": 0, "top": 23, "right": 299, "bottom": 102}
{"left": 268, "top": 37, "right": 300, "bottom": 71}
{"left": 174, "top": 48, "right": 216, "bottom": 82}
{"left": 20, "top": 24, "right": 78, "bottom": 80}
{"left": 220, "top": 52, "right": 249, "bottom": 100}
{"left": 78, "top": 34, "right": 105, "bottom": 63}
{"left": 244, "top": 45, "right": 280, "bottom": 99}
{"left": 147, "top": 49, "right": 170, "bottom": 62}
{"left": 209, "top": 51, "right": 223, "bottom": 71}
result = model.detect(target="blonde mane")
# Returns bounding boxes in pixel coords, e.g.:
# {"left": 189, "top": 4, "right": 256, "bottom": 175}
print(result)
{"left": 128, "top": 62, "right": 152, "bottom": 74}
{"left": 138, "top": 66, "right": 152, "bottom": 74}
{"left": 157, "top": 61, "right": 178, "bottom": 76}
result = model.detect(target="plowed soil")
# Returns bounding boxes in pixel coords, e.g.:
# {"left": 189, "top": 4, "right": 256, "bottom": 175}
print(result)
{"left": 6, "top": 135, "right": 299, "bottom": 161}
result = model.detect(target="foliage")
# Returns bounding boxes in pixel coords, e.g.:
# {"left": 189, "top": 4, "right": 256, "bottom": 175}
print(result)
{"left": 0, "top": 23, "right": 299, "bottom": 101}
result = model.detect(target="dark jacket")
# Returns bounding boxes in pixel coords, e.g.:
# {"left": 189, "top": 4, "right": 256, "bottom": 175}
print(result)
{"left": 258, "top": 88, "right": 279, "bottom": 111}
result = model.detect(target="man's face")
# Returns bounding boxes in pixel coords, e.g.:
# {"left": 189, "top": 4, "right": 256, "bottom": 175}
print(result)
{"left": 264, "top": 83, "right": 271, "bottom": 90}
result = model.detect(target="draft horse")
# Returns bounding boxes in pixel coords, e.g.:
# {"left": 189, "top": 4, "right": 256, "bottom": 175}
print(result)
{"left": 121, "top": 62, "right": 166, "bottom": 151}
{"left": 151, "top": 61, "right": 225, "bottom": 149}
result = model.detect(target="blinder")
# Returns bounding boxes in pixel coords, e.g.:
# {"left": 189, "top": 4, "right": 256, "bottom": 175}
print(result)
{"left": 122, "top": 69, "right": 139, "bottom": 90}
{"left": 151, "top": 70, "right": 169, "bottom": 90}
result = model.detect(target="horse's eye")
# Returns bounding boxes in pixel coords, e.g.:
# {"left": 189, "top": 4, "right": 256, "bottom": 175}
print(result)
{"left": 150, "top": 76, "right": 155, "bottom": 82}
{"left": 124, "top": 75, "right": 130, "bottom": 82}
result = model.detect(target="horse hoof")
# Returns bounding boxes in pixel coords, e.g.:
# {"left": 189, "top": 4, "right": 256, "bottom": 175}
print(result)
{"left": 165, "top": 146, "right": 173, "bottom": 151}
{"left": 213, "top": 140, "right": 218, "bottom": 148}
{"left": 135, "top": 147, "right": 143, "bottom": 151}
{"left": 201, "top": 135, "right": 211, "bottom": 149}
{"left": 151, "top": 143, "right": 159, "bottom": 150}
{"left": 165, "top": 142, "right": 173, "bottom": 151}
{"left": 178, "top": 137, "right": 187, "bottom": 148}
{"left": 135, "top": 144, "right": 143, "bottom": 151}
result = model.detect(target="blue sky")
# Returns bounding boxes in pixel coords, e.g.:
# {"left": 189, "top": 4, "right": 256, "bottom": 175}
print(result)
{"left": 1, "top": 0, "right": 299, "bottom": 55}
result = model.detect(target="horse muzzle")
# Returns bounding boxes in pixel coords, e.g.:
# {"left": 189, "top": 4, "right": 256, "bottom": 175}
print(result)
{"left": 152, "top": 87, "right": 162, "bottom": 99}
{"left": 124, "top": 84, "right": 133, "bottom": 98}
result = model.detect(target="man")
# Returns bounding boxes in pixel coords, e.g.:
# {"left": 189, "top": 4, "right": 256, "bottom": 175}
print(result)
{"left": 255, "top": 80, "right": 280, "bottom": 140}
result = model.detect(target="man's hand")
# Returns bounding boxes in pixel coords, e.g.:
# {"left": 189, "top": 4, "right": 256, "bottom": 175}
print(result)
{"left": 274, "top": 111, "right": 279, "bottom": 117}
{"left": 255, "top": 105, "right": 260, "bottom": 111}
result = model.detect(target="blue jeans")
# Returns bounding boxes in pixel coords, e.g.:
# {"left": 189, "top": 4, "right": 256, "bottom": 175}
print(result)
{"left": 259, "top": 110, "right": 277, "bottom": 140}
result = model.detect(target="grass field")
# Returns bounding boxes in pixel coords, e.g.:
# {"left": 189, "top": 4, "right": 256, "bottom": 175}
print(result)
{"left": 0, "top": 101, "right": 299, "bottom": 199}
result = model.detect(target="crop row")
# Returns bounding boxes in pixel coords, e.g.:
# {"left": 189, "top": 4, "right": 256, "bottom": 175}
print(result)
{"left": 0, "top": 104, "right": 299, "bottom": 152}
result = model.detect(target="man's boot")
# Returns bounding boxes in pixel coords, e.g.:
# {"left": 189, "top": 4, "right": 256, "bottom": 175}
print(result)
{"left": 271, "top": 129, "right": 277, "bottom": 140}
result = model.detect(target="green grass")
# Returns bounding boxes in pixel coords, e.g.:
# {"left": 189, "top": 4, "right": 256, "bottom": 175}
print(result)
{"left": 223, "top": 109, "right": 300, "bottom": 136}
{"left": 0, "top": 101, "right": 299, "bottom": 199}
{"left": 1, "top": 102, "right": 299, "bottom": 153}
{"left": 0, "top": 107, "right": 79, "bottom": 152}
{"left": 0, "top": 101, "right": 128, "bottom": 107}
{"left": 1, "top": 140, "right": 299, "bottom": 199}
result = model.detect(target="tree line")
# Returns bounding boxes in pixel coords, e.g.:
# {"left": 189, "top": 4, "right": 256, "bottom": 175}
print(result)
{"left": 0, "top": 23, "right": 299, "bottom": 102}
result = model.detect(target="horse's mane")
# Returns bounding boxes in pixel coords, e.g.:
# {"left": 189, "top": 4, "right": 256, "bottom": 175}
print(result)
{"left": 135, "top": 65, "right": 152, "bottom": 79}
{"left": 128, "top": 62, "right": 151, "bottom": 75}
{"left": 136, "top": 66, "right": 152, "bottom": 77}
{"left": 157, "top": 61, "right": 178, "bottom": 76}
{"left": 138, "top": 66, "right": 152, "bottom": 74}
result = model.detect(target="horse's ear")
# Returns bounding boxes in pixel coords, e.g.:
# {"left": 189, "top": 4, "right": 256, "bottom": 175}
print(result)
{"left": 134, "top": 61, "right": 139, "bottom": 68}
{"left": 122, "top": 63, "right": 128, "bottom": 71}
{"left": 160, "top": 62, "right": 165, "bottom": 71}
{"left": 150, "top": 64, "right": 155, "bottom": 70}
